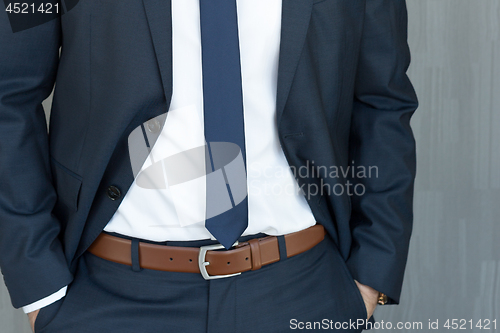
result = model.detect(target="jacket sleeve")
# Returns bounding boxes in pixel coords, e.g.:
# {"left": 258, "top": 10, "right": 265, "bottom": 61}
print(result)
{"left": 346, "top": 0, "right": 418, "bottom": 304}
{"left": 0, "top": 9, "right": 73, "bottom": 308}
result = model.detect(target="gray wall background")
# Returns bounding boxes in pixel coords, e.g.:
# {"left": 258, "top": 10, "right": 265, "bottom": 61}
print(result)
{"left": 1, "top": 0, "right": 499, "bottom": 332}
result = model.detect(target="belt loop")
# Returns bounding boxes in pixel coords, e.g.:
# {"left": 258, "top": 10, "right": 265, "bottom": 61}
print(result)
{"left": 277, "top": 235, "right": 288, "bottom": 261}
{"left": 131, "top": 239, "right": 142, "bottom": 272}
{"left": 248, "top": 239, "right": 262, "bottom": 270}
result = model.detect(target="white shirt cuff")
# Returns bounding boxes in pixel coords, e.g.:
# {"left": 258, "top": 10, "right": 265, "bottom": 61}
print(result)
{"left": 22, "top": 286, "right": 68, "bottom": 314}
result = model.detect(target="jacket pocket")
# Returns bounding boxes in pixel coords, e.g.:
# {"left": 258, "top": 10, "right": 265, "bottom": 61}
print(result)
{"left": 50, "top": 157, "right": 83, "bottom": 222}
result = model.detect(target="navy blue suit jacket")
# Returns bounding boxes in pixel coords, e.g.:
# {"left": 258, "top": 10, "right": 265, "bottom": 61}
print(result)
{"left": 0, "top": 0, "right": 418, "bottom": 308}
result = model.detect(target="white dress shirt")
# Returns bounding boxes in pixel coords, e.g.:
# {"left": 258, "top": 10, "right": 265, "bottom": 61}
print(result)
{"left": 24, "top": 0, "right": 316, "bottom": 313}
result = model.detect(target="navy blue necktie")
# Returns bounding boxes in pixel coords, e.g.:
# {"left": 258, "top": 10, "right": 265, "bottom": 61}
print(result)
{"left": 200, "top": 0, "right": 248, "bottom": 249}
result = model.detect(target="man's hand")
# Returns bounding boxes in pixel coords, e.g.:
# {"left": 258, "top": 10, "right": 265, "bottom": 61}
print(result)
{"left": 355, "top": 280, "right": 379, "bottom": 320}
{"left": 27, "top": 309, "right": 40, "bottom": 332}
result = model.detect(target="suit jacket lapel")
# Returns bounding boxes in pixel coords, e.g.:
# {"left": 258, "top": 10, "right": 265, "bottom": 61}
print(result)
{"left": 142, "top": 0, "right": 313, "bottom": 123}
{"left": 142, "top": 0, "right": 173, "bottom": 105}
{"left": 276, "top": 0, "right": 314, "bottom": 126}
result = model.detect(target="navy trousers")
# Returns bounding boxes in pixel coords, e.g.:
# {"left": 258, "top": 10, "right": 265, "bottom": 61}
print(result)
{"left": 34, "top": 234, "right": 368, "bottom": 332}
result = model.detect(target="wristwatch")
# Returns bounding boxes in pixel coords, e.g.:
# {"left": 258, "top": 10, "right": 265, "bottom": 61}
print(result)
{"left": 377, "top": 292, "right": 388, "bottom": 305}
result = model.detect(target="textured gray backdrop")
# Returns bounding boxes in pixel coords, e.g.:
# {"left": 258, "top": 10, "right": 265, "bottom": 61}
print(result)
{"left": 1, "top": 0, "right": 499, "bottom": 332}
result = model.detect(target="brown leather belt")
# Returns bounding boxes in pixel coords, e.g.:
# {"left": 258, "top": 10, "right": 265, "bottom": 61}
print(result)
{"left": 88, "top": 224, "right": 325, "bottom": 280}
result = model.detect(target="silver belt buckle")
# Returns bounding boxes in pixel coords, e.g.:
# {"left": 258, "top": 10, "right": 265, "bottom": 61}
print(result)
{"left": 198, "top": 241, "right": 241, "bottom": 280}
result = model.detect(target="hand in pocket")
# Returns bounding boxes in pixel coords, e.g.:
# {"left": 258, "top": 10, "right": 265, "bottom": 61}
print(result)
{"left": 28, "top": 309, "right": 40, "bottom": 332}
{"left": 354, "top": 280, "right": 379, "bottom": 320}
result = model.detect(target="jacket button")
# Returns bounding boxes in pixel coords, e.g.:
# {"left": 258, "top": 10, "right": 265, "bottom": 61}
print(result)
{"left": 107, "top": 185, "right": 121, "bottom": 201}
